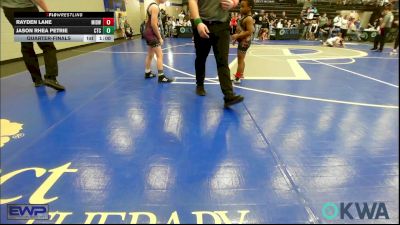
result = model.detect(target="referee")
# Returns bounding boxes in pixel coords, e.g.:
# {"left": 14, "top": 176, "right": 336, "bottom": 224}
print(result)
{"left": 2, "top": 0, "right": 65, "bottom": 91}
{"left": 189, "top": 0, "right": 244, "bottom": 107}
{"left": 371, "top": 3, "right": 394, "bottom": 52}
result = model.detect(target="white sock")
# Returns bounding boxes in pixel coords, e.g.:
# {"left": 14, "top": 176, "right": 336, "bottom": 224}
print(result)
{"left": 145, "top": 69, "right": 151, "bottom": 73}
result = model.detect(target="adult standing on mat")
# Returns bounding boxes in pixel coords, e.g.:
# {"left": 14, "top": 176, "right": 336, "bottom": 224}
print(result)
{"left": 371, "top": 3, "right": 394, "bottom": 52}
{"left": 390, "top": 19, "right": 398, "bottom": 55}
{"left": 189, "top": 0, "right": 244, "bottom": 107}
{"left": 340, "top": 15, "right": 349, "bottom": 39}
{"left": 2, "top": 0, "right": 65, "bottom": 91}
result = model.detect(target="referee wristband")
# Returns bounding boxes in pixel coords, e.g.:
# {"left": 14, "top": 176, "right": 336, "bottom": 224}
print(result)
{"left": 194, "top": 18, "right": 203, "bottom": 26}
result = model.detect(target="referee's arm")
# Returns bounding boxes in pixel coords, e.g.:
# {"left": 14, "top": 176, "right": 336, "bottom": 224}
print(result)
{"left": 31, "top": 0, "right": 50, "bottom": 12}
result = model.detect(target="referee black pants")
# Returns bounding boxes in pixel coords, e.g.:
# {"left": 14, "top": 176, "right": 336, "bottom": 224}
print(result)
{"left": 374, "top": 28, "right": 389, "bottom": 51}
{"left": 193, "top": 21, "right": 234, "bottom": 97}
{"left": 3, "top": 6, "right": 58, "bottom": 82}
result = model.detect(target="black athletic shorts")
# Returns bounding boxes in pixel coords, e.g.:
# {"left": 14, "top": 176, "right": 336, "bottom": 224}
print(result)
{"left": 238, "top": 40, "right": 251, "bottom": 53}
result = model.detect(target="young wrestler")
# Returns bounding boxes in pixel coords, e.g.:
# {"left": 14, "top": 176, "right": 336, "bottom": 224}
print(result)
{"left": 231, "top": 0, "right": 255, "bottom": 84}
{"left": 323, "top": 32, "right": 344, "bottom": 47}
{"left": 143, "top": 0, "right": 174, "bottom": 82}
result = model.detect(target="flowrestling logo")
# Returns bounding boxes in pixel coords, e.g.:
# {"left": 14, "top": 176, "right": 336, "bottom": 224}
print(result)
{"left": 322, "top": 202, "right": 390, "bottom": 220}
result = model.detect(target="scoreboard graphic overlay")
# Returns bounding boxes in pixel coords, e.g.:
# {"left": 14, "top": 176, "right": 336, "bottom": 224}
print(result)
{"left": 14, "top": 12, "right": 115, "bottom": 42}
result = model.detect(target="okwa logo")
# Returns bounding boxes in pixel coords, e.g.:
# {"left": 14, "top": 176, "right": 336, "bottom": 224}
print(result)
{"left": 322, "top": 202, "right": 390, "bottom": 220}
{"left": 0, "top": 119, "right": 24, "bottom": 148}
